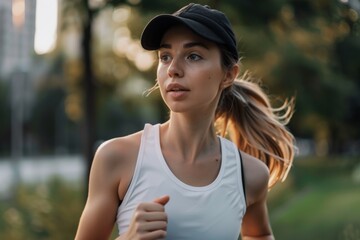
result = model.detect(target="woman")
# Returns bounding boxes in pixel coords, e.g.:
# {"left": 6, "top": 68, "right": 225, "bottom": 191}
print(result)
{"left": 75, "top": 3, "right": 295, "bottom": 240}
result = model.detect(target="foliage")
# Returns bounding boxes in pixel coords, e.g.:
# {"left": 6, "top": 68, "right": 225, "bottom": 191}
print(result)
{"left": 267, "top": 156, "right": 360, "bottom": 240}
{"left": 29, "top": 0, "right": 359, "bottom": 156}
{"left": 222, "top": 0, "right": 360, "bottom": 153}
{"left": 30, "top": 77, "right": 81, "bottom": 154}
{"left": 0, "top": 178, "right": 84, "bottom": 240}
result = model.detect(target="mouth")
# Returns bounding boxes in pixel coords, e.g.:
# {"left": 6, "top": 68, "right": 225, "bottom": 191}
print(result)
{"left": 166, "top": 83, "right": 190, "bottom": 92}
{"left": 169, "top": 88, "right": 187, "bottom": 92}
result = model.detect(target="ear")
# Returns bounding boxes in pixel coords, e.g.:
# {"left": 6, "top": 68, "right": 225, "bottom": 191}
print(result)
{"left": 221, "top": 64, "right": 239, "bottom": 90}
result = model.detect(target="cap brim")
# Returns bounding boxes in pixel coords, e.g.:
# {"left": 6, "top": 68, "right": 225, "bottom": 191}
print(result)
{"left": 141, "top": 15, "right": 224, "bottom": 50}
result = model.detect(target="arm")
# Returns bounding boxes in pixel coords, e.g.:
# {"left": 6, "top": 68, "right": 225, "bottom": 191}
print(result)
{"left": 240, "top": 152, "right": 275, "bottom": 240}
{"left": 75, "top": 140, "right": 124, "bottom": 240}
{"left": 241, "top": 192, "right": 274, "bottom": 240}
{"left": 75, "top": 133, "right": 169, "bottom": 240}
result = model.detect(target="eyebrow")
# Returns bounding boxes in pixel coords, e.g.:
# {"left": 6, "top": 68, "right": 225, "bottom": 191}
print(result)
{"left": 159, "top": 42, "right": 209, "bottom": 50}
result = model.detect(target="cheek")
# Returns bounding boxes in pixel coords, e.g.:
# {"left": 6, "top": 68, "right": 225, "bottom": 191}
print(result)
{"left": 156, "top": 67, "right": 167, "bottom": 94}
{"left": 156, "top": 64, "right": 163, "bottom": 77}
{"left": 156, "top": 65, "right": 167, "bottom": 83}
{"left": 205, "top": 71, "right": 223, "bottom": 90}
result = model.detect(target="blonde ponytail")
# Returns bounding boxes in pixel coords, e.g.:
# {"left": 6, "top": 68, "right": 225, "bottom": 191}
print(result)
{"left": 215, "top": 73, "right": 296, "bottom": 188}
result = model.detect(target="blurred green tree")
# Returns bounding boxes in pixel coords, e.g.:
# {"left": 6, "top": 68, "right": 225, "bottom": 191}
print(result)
{"left": 57, "top": 0, "right": 359, "bottom": 181}
{"left": 220, "top": 0, "right": 360, "bottom": 155}
{"left": 0, "top": 80, "right": 10, "bottom": 155}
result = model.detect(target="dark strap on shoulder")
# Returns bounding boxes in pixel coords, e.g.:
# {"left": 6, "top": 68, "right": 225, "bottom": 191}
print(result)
{"left": 238, "top": 150, "right": 247, "bottom": 203}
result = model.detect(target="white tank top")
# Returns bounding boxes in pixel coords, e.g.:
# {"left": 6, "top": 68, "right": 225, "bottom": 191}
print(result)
{"left": 116, "top": 124, "right": 246, "bottom": 239}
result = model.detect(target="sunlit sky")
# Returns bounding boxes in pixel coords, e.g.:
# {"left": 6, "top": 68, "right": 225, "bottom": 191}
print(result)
{"left": 32, "top": 0, "right": 154, "bottom": 70}
{"left": 34, "top": 0, "right": 58, "bottom": 55}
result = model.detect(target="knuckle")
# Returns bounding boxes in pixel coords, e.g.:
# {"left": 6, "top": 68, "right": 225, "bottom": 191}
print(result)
{"left": 159, "top": 229, "right": 167, "bottom": 238}
{"left": 161, "top": 221, "right": 167, "bottom": 230}
{"left": 133, "top": 211, "right": 143, "bottom": 221}
{"left": 135, "top": 203, "right": 145, "bottom": 210}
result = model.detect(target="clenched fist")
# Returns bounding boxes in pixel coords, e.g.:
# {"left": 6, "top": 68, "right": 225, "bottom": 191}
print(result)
{"left": 123, "top": 195, "right": 170, "bottom": 240}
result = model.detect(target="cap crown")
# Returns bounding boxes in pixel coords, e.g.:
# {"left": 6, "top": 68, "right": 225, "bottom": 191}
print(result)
{"left": 175, "top": 4, "right": 237, "bottom": 57}
{"left": 141, "top": 3, "right": 239, "bottom": 61}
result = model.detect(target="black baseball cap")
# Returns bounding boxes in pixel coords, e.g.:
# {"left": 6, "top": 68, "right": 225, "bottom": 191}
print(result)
{"left": 141, "top": 3, "right": 239, "bottom": 61}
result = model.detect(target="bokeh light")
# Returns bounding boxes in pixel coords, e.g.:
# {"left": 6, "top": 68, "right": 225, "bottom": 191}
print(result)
{"left": 34, "top": 0, "right": 58, "bottom": 55}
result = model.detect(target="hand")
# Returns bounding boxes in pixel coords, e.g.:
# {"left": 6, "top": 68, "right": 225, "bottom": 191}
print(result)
{"left": 124, "top": 195, "right": 170, "bottom": 240}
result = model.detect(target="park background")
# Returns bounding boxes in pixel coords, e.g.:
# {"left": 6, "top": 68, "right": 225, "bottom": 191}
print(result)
{"left": 0, "top": 0, "right": 359, "bottom": 239}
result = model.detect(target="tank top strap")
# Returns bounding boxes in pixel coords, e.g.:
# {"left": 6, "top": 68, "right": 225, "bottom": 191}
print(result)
{"left": 119, "top": 123, "right": 157, "bottom": 207}
{"left": 219, "top": 137, "right": 247, "bottom": 210}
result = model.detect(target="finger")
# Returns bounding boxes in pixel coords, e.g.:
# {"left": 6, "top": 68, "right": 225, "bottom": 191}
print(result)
{"left": 139, "top": 220, "right": 167, "bottom": 232}
{"left": 133, "top": 211, "right": 167, "bottom": 222}
{"left": 143, "top": 211, "right": 168, "bottom": 222}
{"left": 153, "top": 195, "right": 170, "bottom": 206}
{"left": 141, "top": 229, "right": 167, "bottom": 240}
{"left": 136, "top": 202, "right": 165, "bottom": 212}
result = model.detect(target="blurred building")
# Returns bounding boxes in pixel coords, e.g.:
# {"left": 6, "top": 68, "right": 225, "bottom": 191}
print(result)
{"left": 0, "top": 0, "right": 37, "bottom": 79}
{"left": 0, "top": 0, "right": 60, "bottom": 156}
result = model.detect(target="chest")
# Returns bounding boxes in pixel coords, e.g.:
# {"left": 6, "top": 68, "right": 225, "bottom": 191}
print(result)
{"left": 164, "top": 189, "right": 243, "bottom": 240}
{"left": 161, "top": 149, "right": 222, "bottom": 187}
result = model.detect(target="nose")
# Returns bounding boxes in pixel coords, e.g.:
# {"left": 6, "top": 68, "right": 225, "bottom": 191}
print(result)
{"left": 167, "top": 57, "right": 184, "bottom": 78}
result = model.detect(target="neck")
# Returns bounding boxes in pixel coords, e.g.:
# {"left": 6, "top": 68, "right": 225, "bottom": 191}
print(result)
{"left": 160, "top": 111, "right": 218, "bottom": 163}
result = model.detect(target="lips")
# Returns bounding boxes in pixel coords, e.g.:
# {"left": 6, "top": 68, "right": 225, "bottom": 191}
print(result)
{"left": 166, "top": 83, "right": 190, "bottom": 92}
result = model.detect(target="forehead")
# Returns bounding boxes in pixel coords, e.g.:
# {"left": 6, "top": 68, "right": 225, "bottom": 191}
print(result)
{"left": 160, "top": 24, "right": 216, "bottom": 47}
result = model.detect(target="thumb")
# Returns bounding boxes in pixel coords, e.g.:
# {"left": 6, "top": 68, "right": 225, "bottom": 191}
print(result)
{"left": 153, "top": 195, "right": 170, "bottom": 206}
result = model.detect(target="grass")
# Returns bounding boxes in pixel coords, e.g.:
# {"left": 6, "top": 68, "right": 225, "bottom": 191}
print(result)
{"left": 268, "top": 156, "right": 360, "bottom": 240}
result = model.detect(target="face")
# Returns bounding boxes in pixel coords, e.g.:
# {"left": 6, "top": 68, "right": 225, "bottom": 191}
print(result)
{"left": 156, "top": 25, "right": 234, "bottom": 114}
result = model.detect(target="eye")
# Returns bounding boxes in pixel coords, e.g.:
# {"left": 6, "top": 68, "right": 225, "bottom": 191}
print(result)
{"left": 187, "top": 53, "right": 202, "bottom": 61}
{"left": 159, "top": 53, "right": 172, "bottom": 63}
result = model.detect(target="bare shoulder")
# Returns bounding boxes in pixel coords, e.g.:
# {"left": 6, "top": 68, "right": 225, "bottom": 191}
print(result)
{"left": 240, "top": 151, "right": 270, "bottom": 206}
{"left": 89, "top": 130, "right": 143, "bottom": 199}
{"left": 75, "top": 130, "right": 143, "bottom": 240}
{"left": 93, "top": 130, "right": 143, "bottom": 170}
